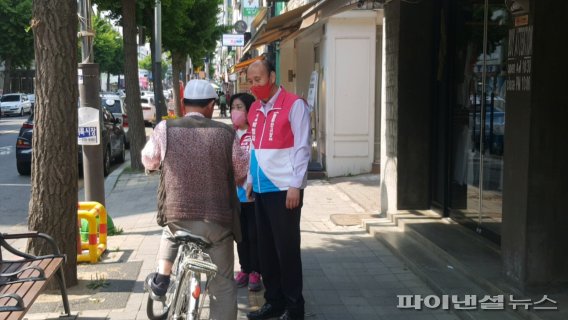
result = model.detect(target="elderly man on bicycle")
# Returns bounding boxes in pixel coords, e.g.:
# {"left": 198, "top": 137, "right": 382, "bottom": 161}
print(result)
{"left": 142, "top": 79, "right": 248, "bottom": 319}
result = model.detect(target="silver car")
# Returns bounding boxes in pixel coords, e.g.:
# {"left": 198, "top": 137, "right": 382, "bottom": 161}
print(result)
{"left": 0, "top": 93, "right": 32, "bottom": 117}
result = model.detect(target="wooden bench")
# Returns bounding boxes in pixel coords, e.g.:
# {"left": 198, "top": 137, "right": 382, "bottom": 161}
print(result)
{"left": 0, "top": 232, "right": 71, "bottom": 320}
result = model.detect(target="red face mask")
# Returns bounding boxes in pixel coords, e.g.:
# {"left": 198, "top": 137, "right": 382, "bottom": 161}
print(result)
{"left": 250, "top": 80, "right": 273, "bottom": 101}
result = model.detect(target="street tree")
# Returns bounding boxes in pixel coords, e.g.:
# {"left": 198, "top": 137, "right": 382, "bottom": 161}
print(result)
{"left": 28, "top": 0, "right": 79, "bottom": 286}
{"left": 161, "top": 0, "right": 223, "bottom": 116}
{"left": 94, "top": 0, "right": 156, "bottom": 171}
{"left": 0, "top": 0, "right": 34, "bottom": 93}
{"left": 93, "top": 14, "right": 124, "bottom": 90}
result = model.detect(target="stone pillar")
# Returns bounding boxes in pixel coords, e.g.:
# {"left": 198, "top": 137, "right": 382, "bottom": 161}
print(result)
{"left": 502, "top": 0, "right": 568, "bottom": 288}
{"left": 373, "top": 23, "right": 383, "bottom": 174}
{"left": 380, "top": 0, "right": 434, "bottom": 214}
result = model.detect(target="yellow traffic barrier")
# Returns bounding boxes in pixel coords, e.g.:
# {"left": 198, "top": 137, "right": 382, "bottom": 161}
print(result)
{"left": 77, "top": 201, "right": 108, "bottom": 263}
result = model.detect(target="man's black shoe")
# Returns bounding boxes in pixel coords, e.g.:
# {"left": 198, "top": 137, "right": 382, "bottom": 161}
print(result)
{"left": 144, "top": 272, "right": 170, "bottom": 301}
{"left": 247, "top": 303, "right": 285, "bottom": 320}
{"left": 279, "top": 310, "right": 304, "bottom": 320}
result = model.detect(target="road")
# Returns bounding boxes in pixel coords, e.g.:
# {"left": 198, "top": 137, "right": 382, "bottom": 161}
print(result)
{"left": 0, "top": 115, "right": 33, "bottom": 233}
{"left": 0, "top": 114, "right": 124, "bottom": 233}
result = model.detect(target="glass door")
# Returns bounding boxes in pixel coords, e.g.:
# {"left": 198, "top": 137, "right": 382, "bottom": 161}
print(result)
{"left": 308, "top": 44, "right": 325, "bottom": 172}
{"left": 449, "top": 0, "right": 509, "bottom": 240}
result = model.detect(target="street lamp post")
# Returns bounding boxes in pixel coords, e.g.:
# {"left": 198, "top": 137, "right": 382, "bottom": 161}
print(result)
{"left": 153, "top": 1, "right": 167, "bottom": 121}
{"left": 78, "top": 0, "right": 105, "bottom": 206}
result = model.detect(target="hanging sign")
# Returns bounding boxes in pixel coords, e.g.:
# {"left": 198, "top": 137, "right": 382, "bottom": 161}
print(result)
{"left": 234, "top": 20, "right": 248, "bottom": 34}
{"left": 78, "top": 107, "right": 100, "bottom": 145}
{"left": 306, "top": 71, "right": 318, "bottom": 112}
{"left": 222, "top": 34, "right": 245, "bottom": 47}
{"left": 243, "top": 0, "right": 259, "bottom": 17}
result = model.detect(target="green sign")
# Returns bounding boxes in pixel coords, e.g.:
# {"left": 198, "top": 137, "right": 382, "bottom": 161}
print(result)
{"left": 243, "top": 7, "right": 259, "bottom": 17}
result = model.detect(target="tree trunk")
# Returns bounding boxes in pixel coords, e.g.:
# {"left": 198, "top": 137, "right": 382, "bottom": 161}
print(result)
{"left": 2, "top": 58, "right": 11, "bottom": 94}
{"left": 147, "top": 24, "right": 167, "bottom": 122}
{"left": 107, "top": 72, "right": 111, "bottom": 91}
{"left": 29, "top": 0, "right": 78, "bottom": 287}
{"left": 122, "top": 0, "right": 145, "bottom": 170}
{"left": 172, "top": 51, "right": 185, "bottom": 117}
{"left": 182, "top": 59, "right": 187, "bottom": 84}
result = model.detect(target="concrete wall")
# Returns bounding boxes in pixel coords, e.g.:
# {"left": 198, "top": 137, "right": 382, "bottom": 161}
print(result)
{"left": 325, "top": 11, "right": 377, "bottom": 177}
{"left": 380, "top": 2, "right": 399, "bottom": 215}
{"left": 295, "top": 30, "right": 318, "bottom": 98}
{"left": 502, "top": 0, "right": 568, "bottom": 288}
{"left": 279, "top": 41, "right": 296, "bottom": 93}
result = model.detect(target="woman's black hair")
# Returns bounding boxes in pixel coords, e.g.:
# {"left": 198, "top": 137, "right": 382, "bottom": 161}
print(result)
{"left": 229, "top": 93, "right": 255, "bottom": 113}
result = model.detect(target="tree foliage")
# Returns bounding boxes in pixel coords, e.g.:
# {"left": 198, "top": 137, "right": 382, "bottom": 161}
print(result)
{"left": 160, "top": 0, "right": 223, "bottom": 115}
{"left": 0, "top": 0, "right": 34, "bottom": 68}
{"left": 93, "top": 0, "right": 156, "bottom": 171}
{"left": 167, "top": 0, "right": 223, "bottom": 62}
{"left": 0, "top": 0, "right": 34, "bottom": 92}
{"left": 93, "top": 14, "right": 124, "bottom": 76}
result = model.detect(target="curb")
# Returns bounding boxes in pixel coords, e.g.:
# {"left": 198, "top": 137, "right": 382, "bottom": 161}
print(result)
{"left": 104, "top": 160, "right": 130, "bottom": 198}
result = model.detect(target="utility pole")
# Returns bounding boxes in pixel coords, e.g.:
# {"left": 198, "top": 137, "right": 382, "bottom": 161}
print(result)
{"left": 153, "top": 1, "right": 167, "bottom": 121}
{"left": 78, "top": 0, "right": 105, "bottom": 206}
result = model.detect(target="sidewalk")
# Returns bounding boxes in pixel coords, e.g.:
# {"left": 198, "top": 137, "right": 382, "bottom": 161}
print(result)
{"left": 23, "top": 167, "right": 457, "bottom": 320}
{"left": 23, "top": 109, "right": 458, "bottom": 320}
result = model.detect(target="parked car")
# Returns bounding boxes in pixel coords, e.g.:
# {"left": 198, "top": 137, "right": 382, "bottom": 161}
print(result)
{"left": 141, "top": 95, "right": 156, "bottom": 126}
{"left": 101, "top": 93, "right": 129, "bottom": 148}
{"left": 16, "top": 107, "right": 126, "bottom": 176}
{"left": 27, "top": 94, "right": 35, "bottom": 113}
{"left": 0, "top": 93, "right": 32, "bottom": 117}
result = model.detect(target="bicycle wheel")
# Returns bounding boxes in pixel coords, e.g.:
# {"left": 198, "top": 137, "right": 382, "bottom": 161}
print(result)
{"left": 170, "top": 269, "right": 191, "bottom": 319}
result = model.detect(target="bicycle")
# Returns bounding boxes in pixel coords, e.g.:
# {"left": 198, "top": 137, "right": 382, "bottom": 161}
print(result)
{"left": 145, "top": 230, "right": 218, "bottom": 320}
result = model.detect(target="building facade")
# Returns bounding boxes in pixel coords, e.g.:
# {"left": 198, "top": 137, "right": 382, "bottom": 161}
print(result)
{"left": 381, "top": 0, "right": 568, "bottom": 289}
{"left": 227, "top": 0, "right": 567, "bottom": 291}
{"left": 239, "top": 0, "right": 383, "bottom": 178}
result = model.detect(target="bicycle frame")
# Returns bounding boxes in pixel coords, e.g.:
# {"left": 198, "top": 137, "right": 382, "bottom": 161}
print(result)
{"left": 148, "top": 238, "right": 217, "bottom": 320}
{"left": 146, "top": 228, "right": 220, "bottom": 320}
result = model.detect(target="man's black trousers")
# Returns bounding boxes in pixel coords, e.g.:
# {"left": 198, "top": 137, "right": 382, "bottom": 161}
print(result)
{"left": 254, "top": 190, "right": 304, "bottom": 315}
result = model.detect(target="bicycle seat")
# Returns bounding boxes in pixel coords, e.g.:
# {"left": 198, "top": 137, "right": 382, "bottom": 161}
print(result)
{"left": 173, "top": 230, "right": 211, "bottom": 248}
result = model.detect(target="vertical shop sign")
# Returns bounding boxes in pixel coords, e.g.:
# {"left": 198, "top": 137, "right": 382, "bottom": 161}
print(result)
{"left": 506, "top": 16, "right": 533, "bottom": 92}
{"left": 307, "top": 71, "right": 318, "bottom": 112}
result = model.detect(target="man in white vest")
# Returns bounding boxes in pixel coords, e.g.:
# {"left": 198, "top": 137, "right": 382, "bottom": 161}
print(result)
{"left": 245, "top": 59, "right": 311, "bottom": 320}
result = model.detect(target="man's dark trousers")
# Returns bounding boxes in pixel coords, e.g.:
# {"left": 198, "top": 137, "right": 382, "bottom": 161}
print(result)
{"left": 254, "top": 190, "right": 304, "bottom": 316}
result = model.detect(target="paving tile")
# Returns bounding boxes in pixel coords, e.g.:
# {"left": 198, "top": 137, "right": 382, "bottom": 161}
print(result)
{"left": 61, "top": 170, "right": 462, "bottom": 320}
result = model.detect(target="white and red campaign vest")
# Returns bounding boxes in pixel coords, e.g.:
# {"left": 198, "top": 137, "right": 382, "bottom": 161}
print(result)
{"left": 248, "top": 87, "right": 300, "bottom": 193}
{"left": 236, "top": 130, "right": 253, "bottom": 202}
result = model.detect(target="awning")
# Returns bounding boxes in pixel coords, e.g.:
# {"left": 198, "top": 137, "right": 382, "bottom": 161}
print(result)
{"left": 265, "top": 2, "right": 315, "bottom": 30}
{"left": 243, "top": 2, "right": 317, "bottom": 53}
{"left": 281, "top": 0, "right": 359, "bottom": 45}
{"left": 252, "top": 7, "right": 268, "bottom": 30}
{"left": 229, "top": 55, "right": 265, "bottom": 74}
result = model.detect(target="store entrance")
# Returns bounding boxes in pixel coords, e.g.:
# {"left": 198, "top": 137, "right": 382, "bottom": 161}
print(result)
{"left": 448, "top": 0, "right": 510, "bottom": 241}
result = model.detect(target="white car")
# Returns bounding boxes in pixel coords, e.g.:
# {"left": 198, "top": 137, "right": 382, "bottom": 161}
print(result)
{"left": 141, "top": 95, "right": 156, "bottom": 126}
{"left": 101, "top": 94, "right": 129, "bottom": 147}
{"left": 0, "top": 93, "right": 32, "bottom": 117}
